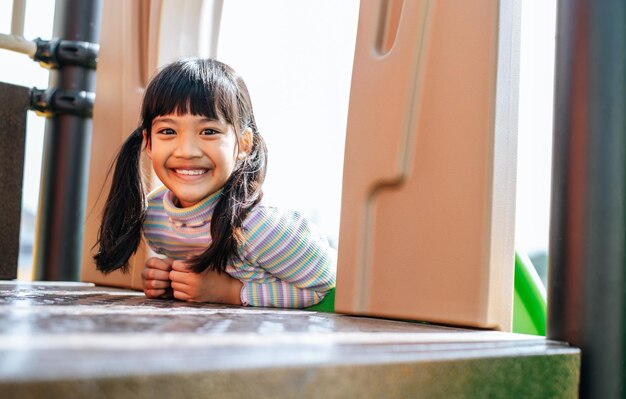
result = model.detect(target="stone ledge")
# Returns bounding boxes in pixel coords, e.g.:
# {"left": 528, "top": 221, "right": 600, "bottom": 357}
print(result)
{"left": 0, "top": 282, "right": 580, "bottom": 398}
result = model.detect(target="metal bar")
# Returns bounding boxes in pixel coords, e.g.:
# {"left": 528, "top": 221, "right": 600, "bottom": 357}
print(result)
{"left": 548, "top": 0, "right": 626, "bottom": 397}
{"left": 10, "top": 0, "right": 27, "bottom": 37}
{"left": 33, "top": 0, "right": 102, "bottom": 281}
{"left": 0, "top": 32, "right": 36, "bottom": 56}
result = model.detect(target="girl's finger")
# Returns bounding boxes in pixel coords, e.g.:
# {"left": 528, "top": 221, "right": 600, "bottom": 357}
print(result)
{"left": 142, "top": 267, "right": 171, "bottom": 281}
{"left": 171, "top": 260, "right": 192, "bottom": 272}
{"left": 146, "top": 257, "right": 174, "bottom": 271}
{"left": 145, "top": 279, "right": 170, "bottom": 289}
{"left": 169, "top": 270, "right": 192, "bottom": 283}
{"left": 172, "top": 289, "right": 190, "bottom": 301}
{"left": 171, "top": 281, "right": 189, "bottom": 292}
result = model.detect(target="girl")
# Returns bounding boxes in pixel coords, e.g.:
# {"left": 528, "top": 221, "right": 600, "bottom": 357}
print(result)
{"left": 93, "top": 58, "right": 336, "bottom": 308}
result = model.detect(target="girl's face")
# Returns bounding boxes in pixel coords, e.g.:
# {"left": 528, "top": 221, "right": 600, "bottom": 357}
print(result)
{"left": 146, "top": 113, "right": 247, "bottom": 208}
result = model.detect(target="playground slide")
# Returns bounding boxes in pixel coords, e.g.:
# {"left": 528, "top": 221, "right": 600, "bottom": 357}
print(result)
{"left": 512, "top": 248, "right": 547, "bottom": 335}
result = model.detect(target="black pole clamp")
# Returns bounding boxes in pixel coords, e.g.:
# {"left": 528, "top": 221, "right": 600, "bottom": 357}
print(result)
{"left": 33, "top": 38, "right": 99, "bottom": 69}
{"left": 30, "top": 88, "right": 95, "bottom": 118}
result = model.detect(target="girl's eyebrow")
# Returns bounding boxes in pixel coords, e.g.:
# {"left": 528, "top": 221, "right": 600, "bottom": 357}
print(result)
{"left": 152, "top": 116, "right": 225, "bottom": 125}
{"left": 199, "top": 117, "right": 225, "bottom": 124}
{"left": 152, "top": 117, "right": 176, "bottom": 124}
{"left": 197, "top": 118, "right": 229, "bottom": 129}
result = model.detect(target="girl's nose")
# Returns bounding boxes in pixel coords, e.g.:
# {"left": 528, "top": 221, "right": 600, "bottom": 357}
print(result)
{"left": 174, "top": 133, "right": 202, "bottom": 158}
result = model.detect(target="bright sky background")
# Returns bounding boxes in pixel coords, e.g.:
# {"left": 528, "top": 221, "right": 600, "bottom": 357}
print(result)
{"left": 516, "top": 0, "right": 557, "bottom": 255}
{"left": 0, "top": 0, "right": 557, "bottom": 263}
{"left": 218, "top": 1, "right": 358, "bottom": 247}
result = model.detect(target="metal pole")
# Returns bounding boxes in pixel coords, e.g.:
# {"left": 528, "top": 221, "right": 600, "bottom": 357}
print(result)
{"left": 33, "top": 0, "right": 102, "bottom": 281}
{"left": 548, "top": 0, "right": 626, "bottom": 398}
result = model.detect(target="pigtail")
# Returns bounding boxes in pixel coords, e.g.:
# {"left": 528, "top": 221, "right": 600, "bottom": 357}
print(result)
{"left": 190, "top": 126, "right": 268, "bottom": 274}
{"left": 93, "top": 127, "right": 146, "bottom": 273}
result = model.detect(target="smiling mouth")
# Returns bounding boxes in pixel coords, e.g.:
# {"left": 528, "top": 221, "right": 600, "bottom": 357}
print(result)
{"left": 174, "top": 169, "right": 208, "bottom": 176}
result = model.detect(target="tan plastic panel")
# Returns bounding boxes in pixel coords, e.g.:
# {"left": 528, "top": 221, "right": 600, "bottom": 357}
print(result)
{"left": 335, "top": 0, "right": 519, "bottom": 330}
{"left": 79, "top": 0, "right": 156, "bottom": 290}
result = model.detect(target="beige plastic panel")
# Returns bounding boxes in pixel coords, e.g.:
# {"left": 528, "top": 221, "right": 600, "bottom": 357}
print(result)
{"left": 335, "top": 0, "right": 519, "bottom": 330}
{"left": 80, "top": 0, "right": 223, "bottom": 289}
{"left": 79, "top": 0, "right": 154, "bottom": 289}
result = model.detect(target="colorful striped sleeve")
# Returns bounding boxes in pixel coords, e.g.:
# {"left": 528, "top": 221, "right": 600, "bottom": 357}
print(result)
{"left": 143, "top": 185, "right": 168, "bottom": 254}
{"left": 239, "top": 206, "right": 336, "bottom": 308}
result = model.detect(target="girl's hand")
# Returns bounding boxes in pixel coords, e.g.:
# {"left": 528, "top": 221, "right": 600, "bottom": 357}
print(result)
{"left": 142, "top": 257, "right": 174, "bottom": 299}
{"left": 169, "top": 260, "right": 243, "bottom": 305}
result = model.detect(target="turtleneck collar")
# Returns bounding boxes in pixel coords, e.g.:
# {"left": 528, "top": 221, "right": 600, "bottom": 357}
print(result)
{"left": 163, "top": 189, "right": 222, "bottom": 228}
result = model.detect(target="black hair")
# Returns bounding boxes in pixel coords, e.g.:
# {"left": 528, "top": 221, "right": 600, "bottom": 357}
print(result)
{"left": 94, "top": 58, "right": 267, "bottom": 274}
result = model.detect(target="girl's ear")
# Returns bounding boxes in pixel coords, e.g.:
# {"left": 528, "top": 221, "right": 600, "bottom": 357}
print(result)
{"left": 237, "top": 128, "right": 254, "bottom": 159}
{"left": 143, "top": 129, "right": 152, "bottom": 159}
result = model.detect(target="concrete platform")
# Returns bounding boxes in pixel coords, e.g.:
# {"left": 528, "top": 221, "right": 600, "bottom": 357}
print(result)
{"left": 0, "top": 281, "right": 579, "bottom": 398}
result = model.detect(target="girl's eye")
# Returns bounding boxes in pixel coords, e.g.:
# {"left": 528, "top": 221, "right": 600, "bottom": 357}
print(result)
{"left": 158, "top": 128, "right": 176, "bottom": 135}
{"left": 201, "top": 129, "right": 219, "bottom": 136}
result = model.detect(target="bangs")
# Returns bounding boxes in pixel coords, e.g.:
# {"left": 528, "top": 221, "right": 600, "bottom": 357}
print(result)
{"left": 141, "top": 59, "right": 239, "bottom": 129}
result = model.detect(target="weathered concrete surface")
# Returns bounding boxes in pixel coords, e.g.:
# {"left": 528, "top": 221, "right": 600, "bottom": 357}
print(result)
{"left": 0, "top": 282, "right": 579, "bottom": 398}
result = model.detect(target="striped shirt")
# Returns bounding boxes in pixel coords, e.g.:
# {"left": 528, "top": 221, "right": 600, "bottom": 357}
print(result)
{"left": 143, "top": 185, "right": 336, "bottom": 308}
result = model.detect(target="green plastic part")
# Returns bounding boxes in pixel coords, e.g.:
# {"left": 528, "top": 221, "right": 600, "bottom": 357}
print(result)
{"left": 305, "top": 288, "right": 335, "bottom": 312}
{"left": 304, "top": 250, "right": 548, "bottom": 337}
{"left": 512, "top": 249, "right": 547, "bottom": 335}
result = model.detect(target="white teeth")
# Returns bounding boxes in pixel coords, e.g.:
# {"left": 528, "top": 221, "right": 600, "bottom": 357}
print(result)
{"left": 175, "top": 169, "right": 207, "bottom": 176}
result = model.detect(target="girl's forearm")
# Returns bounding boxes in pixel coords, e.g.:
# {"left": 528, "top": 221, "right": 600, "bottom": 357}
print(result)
{"left": 240, "top": 280, "right": 332, "bottom": 308}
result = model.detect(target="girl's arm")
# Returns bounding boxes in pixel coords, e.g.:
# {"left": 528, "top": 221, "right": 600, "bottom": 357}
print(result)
{"left": 240, "top": 280, "right": 332, "bottom": 308}
{"left": 237, "top": 206, "right": 336, "bottom": 308}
